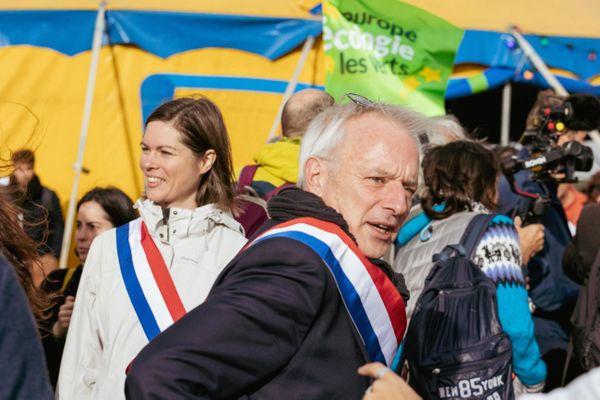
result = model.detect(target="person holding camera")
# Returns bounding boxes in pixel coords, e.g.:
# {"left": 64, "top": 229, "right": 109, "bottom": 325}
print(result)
{"left": 497, "top": 92, "right": 600, "bottom": 391}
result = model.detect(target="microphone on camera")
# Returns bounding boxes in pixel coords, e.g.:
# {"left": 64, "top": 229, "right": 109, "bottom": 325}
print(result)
{"left": 564, "top": 94, "right": 600, "bottom": 131}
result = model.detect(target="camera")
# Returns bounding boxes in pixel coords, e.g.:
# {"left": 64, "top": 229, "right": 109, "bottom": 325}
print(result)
{"left": 501, "top": 94, "right": 599, "bottom": 223}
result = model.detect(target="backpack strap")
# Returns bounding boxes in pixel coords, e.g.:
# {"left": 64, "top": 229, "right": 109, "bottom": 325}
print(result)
{"left": 264, "top": 182, "right": 295, "bottom": 201}
{"left": 237, "top": 165, "right": 259, "bottom": 193}
{"left": 459, "top": 213, "right": 496, "bottom": 258}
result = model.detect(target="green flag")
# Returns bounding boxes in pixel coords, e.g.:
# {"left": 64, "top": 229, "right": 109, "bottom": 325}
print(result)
{"left": 323, "top": 0, "right": 463, "bottom": 116}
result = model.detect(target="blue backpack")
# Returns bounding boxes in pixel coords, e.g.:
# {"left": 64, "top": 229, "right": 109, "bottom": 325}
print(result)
{"left": 402, "top": 214, "right": 514, "bottom": 400}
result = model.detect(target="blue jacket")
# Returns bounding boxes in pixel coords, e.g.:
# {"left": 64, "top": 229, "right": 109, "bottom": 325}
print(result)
{"left": 498, "top": 168, "right": 579, "bottom": 353}
{"left": 0, "top": 254, "right": 53, "bottom": 400}
{"left": 125, "top": 188, "right": 406, "bottom": 399}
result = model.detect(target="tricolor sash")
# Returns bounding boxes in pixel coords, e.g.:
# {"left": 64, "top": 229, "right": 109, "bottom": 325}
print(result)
{"left": 248, "top": 217, "right": 406, "bottom": 366}
{"left": 116, "top": 218, "right": 186, "bottom": 341}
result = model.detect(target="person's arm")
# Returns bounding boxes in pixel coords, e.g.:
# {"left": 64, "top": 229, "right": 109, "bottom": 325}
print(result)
{"left": 56, "top": 237, "right": 105, "bottom": 399}
{"left": 126, "top": 238, "right": 327, "bottom": 399}
{"left": 0, "top": 255, "right": 53, "bottom": 400}
{"left": 514, "top": 216, "right": 545, "bottom": 267}
{"left": 474, "top": 215, "right": 546, "bottom": 387}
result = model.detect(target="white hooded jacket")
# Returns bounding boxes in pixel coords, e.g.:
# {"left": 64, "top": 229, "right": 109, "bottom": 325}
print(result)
{"left": 57, "top": 199, "right": 247, "bottom": 400}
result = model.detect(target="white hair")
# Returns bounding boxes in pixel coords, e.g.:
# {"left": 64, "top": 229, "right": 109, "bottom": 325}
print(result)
{"left": 415, "top": 115, "right": 469, "bottom": 198}
{"left": 424, "top": 115, "right": 468, "bottom": 147}
{"left": 297, "top": 102, "right": 428, "bottom": 187}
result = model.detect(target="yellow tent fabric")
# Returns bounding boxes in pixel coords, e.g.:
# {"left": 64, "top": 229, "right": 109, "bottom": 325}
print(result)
{"left": 0, "top": 1, "right": 323, "bottom": 266}
{"left": 403, "top": 0, "right": 600, "bottom": 38}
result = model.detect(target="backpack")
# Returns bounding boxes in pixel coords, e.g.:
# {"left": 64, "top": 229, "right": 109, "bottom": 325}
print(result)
{"left": 403, "top": 214, "right": 514, "bottom": 400}
{"left": 568, "top": 249, "right": 600, "bottom": 371}
{"left": 234, "top": 165, "right": 294, "bottom": 238}
{"left": 237, "top": 164, "right": 295, "bottom": 201}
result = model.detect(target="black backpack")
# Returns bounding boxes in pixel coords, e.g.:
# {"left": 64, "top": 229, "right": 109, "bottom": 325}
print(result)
{"left": 403, "top": 214, "right": 514, "bottom": 400}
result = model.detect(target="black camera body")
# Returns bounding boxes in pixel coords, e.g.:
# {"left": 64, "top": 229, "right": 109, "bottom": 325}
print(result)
{"left": 501, "top": 94, "right": 598, "bottom": 223}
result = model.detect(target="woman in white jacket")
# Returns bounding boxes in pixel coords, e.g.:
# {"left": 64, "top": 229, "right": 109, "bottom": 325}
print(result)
{"left": 57, "top": 97, "right": 247, "bottom": 399}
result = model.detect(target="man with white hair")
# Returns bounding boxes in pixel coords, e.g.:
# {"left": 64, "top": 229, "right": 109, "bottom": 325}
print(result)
{"left": 125, "top": 100, "right": 426, "bottom": 399}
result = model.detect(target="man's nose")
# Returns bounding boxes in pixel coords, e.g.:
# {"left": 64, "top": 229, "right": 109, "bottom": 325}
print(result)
{"left": 383, "top": 182, "right": 410, "bottom": 216}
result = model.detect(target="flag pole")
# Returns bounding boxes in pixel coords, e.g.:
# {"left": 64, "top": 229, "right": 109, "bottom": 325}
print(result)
{"left": 266, "top": 35, "right": 315, "bottom": 142}
{"left": 59, "top": 1, "right": 107, "bottom": 269}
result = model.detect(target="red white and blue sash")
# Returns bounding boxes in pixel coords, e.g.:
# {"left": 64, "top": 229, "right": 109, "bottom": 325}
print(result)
{"left": 248, "top": 217, "right": 406, "bottom": 366}
{"left": 116, "top": 218, "right": 186, "bottom": 341}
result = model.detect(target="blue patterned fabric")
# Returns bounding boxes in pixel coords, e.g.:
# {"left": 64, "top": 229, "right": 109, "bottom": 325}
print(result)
{"left": 474, "top": 215, "right": 547, "bottom": 385}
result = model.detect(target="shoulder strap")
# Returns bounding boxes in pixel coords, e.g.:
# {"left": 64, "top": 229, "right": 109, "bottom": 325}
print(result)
{"left": 237, "top": 165, "right": 259, "bottom": 193}
{"left": 264, "top": 182, "right": 295, "bottom": 200}
{"left": 459, "top": 213, "right": 496, "bottom": 258}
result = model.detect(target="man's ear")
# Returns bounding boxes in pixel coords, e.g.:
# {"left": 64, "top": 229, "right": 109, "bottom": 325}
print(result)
{"left": 198, "top": 149, "right": 217, "bottom": 175}
{"left": 303, "top": 156, "right": 328, "bottom": 197}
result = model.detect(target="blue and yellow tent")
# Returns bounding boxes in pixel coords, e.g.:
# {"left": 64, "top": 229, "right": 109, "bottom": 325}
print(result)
{"left": 404, "top": 0, "right": 600, "bottom": 99}
{"left": 3, "top": 0, "right": 599, "bottom": 201}
{"left": 1, "top": 0, "right": 599, "bottom": 265}
{"left": 0, "top": 0, "right": 324, "bottom": 205}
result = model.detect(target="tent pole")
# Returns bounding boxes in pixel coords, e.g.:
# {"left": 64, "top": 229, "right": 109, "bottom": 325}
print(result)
{"left": 500, "top": 82, "right": 512, "bottom": 145}
{"left": 510, "top": 27, "right": 568, "bottom": 96}
{"left": 266, "top": 35, "right": 315, "bottom": 142}
{"left": 59, "top": 1, "right": 107, "bottom": 269}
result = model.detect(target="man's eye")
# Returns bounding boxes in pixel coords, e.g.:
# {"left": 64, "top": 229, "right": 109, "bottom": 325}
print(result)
{"left": 369, "top": 177, "right": 385, "bottom": 184}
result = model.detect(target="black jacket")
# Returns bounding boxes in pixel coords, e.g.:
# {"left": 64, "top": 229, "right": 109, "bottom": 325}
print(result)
{"left": 126, "top": 188, "right": 407, "bottom": 399}
{"left": 563, "top": 203, "right": 600, "bottom": 284}
{"left": 40, "top": 265, "right": 83, "bottom": 387}
{"left": 12, "top": 175, "right": 64, "bottom": 256}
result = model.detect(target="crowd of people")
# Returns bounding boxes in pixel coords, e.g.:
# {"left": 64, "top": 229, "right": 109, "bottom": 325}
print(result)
{"left": 1, "top": 89, "right": 599, "bottom": 400}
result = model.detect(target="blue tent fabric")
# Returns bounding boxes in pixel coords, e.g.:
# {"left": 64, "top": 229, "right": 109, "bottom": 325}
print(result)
{"left": 140, "top": 74, "right": 321, "bottom": 123}
{"left": 107, "top": 11, "right": 322, "bottom": 60}
{"left": 0, "top": 11, "right": 96, "bottom": 56}
{"left": 0, "top": 10, "right": 322, "bottom": 60}
{"left": 447, "top": 30, "right": 600, "bottom": 98}
{"left": 455, "top": 30, "right": 600, "bottom": 80}
{"left": 0, "top": 9, "right": 598, "bottom": 96}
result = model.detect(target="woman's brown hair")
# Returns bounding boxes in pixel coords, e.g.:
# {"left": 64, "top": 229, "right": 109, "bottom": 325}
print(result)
{"left": 0, "top": 186, "right": 52, "bottom": 323}
{"left": 145, "top": 97, "right": 236, "bottom": 212}
{"left": 421, "top": 141, "right": 499, "bottom": 219}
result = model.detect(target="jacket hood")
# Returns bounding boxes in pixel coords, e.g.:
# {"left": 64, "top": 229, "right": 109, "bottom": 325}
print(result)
{"left": 253, "top": 137, "right": 301, "bottom": 184}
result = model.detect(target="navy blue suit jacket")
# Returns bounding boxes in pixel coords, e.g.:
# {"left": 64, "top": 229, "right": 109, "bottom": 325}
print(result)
{"left": 125, "top": 220, "right": 371, "bottom": 399}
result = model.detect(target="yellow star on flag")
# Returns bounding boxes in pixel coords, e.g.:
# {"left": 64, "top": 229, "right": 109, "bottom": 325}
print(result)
{"left": 323, "top": 1, "right": 342, "bottom": 22}
{"left": 420, "top": 67, "right": 442, "bottom": 82}
{"left": 403, "top": 76, "right": 421, "bottom": 91}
